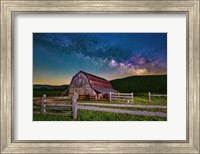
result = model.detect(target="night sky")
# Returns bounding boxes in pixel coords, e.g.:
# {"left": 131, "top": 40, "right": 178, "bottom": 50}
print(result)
{"left": 33, "top": 33, "right": 167, "bottom": 85}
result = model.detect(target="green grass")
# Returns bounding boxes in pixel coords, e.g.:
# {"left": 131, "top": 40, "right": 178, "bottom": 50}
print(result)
{"left": 133, "top": 96, "right": 167, "bottom": 106}
{"left": 33, "top": 110, "right": 167, "bottom": 121}
{"left": 33, "top": 113, "right": 72, "bottom": 121}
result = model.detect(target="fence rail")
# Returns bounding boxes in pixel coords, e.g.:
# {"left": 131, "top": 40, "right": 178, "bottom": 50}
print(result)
{"left": 33, "top": 94, "right": 78, "bottom": 119}
{"left": 109, "top": 92, "right": 134, "bottom": 103}
{"left": 150, "top": 94, "right": 167, "bottom": 97}
{"left": 79, "top": 94, "right": 96, "bottom": 100}
{"left": 148, "top": 92, "right": 167, "bottom": 102}
{"left": 111, "top": 93, "right": 133, "bottom": 96}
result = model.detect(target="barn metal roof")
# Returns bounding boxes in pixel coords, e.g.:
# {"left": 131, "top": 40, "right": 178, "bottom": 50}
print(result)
{"left": 93, "top": 88, "right": 118, "bottom": 94}
{"left": 80, "top": 70, "right": 113, "bottom": 89}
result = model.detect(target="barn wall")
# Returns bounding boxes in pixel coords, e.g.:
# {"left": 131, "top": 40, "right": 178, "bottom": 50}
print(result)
{"left": 68, "top": 73, "right": 96, "bottom": 98}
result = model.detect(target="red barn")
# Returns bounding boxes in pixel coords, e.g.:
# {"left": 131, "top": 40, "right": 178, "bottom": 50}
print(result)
{"left": 64, "top": 70, "right": 118, "bottom": 99}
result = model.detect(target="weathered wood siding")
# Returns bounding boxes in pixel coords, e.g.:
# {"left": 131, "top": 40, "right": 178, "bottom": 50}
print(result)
{"left": 68, "top": 73, "right": 96, "bottom": 98}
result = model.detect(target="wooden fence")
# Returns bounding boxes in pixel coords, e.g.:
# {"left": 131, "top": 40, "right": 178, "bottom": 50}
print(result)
{"left": 109, "top": 92, "right": 134, "bottom": 103}
{"left": 148, "top": 92, "right": 167, "bottom": 102}
{"left": 33, "top": 94, "right": 78, "bottom": 120}
{"left": 79, "top": 94, "right": 96, "bottom": 100}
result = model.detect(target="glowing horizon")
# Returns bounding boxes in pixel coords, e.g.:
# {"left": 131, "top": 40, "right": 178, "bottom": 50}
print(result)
{"left": 33, "top": 73, "right": 167, "bottom": 86}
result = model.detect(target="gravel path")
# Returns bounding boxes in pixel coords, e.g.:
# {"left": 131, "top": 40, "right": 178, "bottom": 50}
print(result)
{"left": 78, "top": 105, "right": 167, "bottom": 118}
{"left": 78, "top": 103, "right": 167, "bottom": 109}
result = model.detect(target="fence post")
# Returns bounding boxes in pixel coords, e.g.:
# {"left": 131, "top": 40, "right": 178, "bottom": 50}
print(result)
{"left": 148, "top": 92, "right": 151, "bottom": 102}
{"left": 109, "top": 92, "right": 112, "bottom": 101}
{"left": 41, "top": 94, "right": 46, "bottom": 114}
{"left": 131, "top": 92, "right": 134, "bottom": 103}
{"left": 72, "top": 93, "right": 78, "bottom": 120}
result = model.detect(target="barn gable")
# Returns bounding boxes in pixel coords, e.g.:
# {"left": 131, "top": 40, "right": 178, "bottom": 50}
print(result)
{"left": 64, "top": 70, "right": 118, "bottom": 99}
{"left": 70, "top": 72, "right": 90, "bottom": 88}
{"left": 67, "top": 72, "right": 96, "bottom": 97}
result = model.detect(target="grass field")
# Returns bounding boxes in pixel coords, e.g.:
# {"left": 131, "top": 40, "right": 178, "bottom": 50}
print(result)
{"left": 33, "top": 110, "right": 167, "bottom": 121}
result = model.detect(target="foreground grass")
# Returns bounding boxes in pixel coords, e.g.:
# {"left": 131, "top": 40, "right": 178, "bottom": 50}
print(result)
{"left": 33, "top": 110, "right": 167, "bottom": 121}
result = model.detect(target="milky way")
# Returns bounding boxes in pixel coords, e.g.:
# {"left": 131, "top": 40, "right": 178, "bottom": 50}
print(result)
{"left": 33, "top": 33, "right": 167, "bottom": 85}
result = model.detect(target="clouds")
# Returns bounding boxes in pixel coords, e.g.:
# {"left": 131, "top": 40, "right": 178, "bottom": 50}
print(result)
{"left": 109, "top": 59, "right": 118, "bottom": 67}
{"left": 107, "top": 54, "right": 166, "bottom": 77}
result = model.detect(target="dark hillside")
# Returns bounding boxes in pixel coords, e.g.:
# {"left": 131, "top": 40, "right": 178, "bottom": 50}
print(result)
{"left": 110, "top": 75, "right": 167, "bottom": 94}
{"left": 33, "top": 84, "right": 68, "bottom": 91}
{"left": 33, "top": 85, "right": 69, "bottom": 97}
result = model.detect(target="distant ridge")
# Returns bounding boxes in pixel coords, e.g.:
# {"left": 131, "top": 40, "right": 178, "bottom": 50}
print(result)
{"left": 110, "top": 75, "right": 167, "bottom": 94}
{"left": 33, "top": 84, "right": 68, "bottom": 90}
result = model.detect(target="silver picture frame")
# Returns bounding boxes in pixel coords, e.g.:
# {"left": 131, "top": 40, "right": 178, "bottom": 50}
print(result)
{"left": 0, "top": 0, "right": 199, "bottom": 153}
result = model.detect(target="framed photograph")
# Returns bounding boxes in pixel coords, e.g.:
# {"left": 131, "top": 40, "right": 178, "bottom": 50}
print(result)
{"left": 1, "top": 0, "right": 199, "bottom": 153}
{"left": 33, "top": 32, "right": 167, "bottom": 122}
